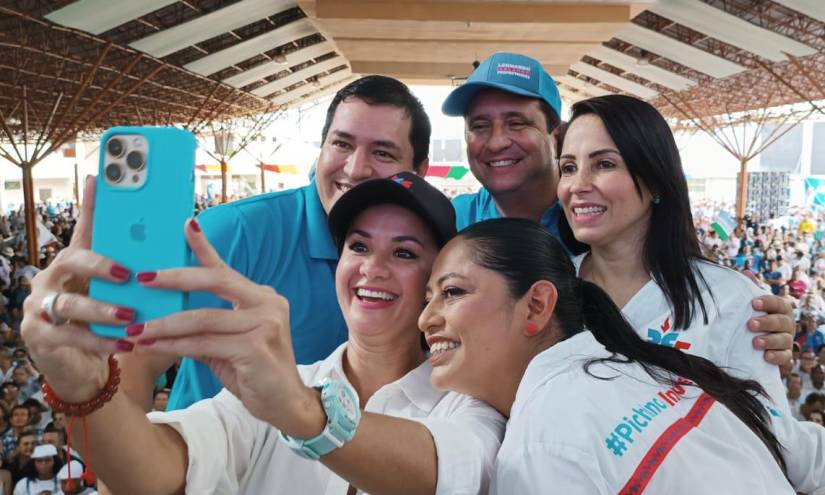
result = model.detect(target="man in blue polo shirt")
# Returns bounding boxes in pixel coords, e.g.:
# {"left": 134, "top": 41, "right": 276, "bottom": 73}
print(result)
{"left": 442, "top": 53, "right": 566, "bottom": 244}
{"left": 119, "top": 76, "right": 432, "bottom": 410}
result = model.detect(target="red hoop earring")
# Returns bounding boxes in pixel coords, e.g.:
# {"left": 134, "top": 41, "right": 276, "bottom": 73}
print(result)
{"left": 526, "top": 323, "right": 539, "bottom": 336}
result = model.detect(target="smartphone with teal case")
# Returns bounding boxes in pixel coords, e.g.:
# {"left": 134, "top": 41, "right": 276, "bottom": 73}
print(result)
{"left": 89, "top": 127, "right": 195, "bottom": 338}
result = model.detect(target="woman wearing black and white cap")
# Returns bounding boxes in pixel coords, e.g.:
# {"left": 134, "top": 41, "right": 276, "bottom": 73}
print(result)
{"left": 21, "top": 172, "right": 503, "bottom": 494}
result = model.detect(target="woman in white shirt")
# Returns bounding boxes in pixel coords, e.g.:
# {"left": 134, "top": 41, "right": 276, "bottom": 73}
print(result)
{"left": 12, "top": 445, "right": 60, "bottom": 495}
{"left": 20, "top": 173, "right": 503, "bottom": 494}
{"left": 419, "top": 217, "right": 792, "bottom": 494}
{"left": 554, "top": 94, "right": 825, "bottom": 493}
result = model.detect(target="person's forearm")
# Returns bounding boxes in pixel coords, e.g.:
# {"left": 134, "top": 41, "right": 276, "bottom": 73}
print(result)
{"left": 117, "top": 353, "right": 177, "bottom": 411}
{"left": 79, "top": 391, "right": 187, "bottom": 494}
{"left": 286, "top": 389, "right": 437, "bottom": 494}
{"left": 97, "top": 479, "right": 113, "bottom": 495}
{"left": 322, "top": 413, "right": 437, "bottom": 495}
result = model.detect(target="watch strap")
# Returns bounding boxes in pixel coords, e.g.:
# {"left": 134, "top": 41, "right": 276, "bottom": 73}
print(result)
{"left": 281, "top": 380, "right": 360, "bottom": 460}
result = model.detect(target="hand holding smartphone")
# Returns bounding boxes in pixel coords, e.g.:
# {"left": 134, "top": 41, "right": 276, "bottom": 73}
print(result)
{"left": 89, "top": 127, "right": 195, "bottom": 338}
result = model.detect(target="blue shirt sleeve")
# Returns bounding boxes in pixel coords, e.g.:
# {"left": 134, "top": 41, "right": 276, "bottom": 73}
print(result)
{"left": 166, "top": 358, "right": 224, "bottom": 411}
{"left": 189, "top": 203, "right": 251, "bottom": 310}
{"left": 451, "top": 194, "right": 477, "bottom": 231}
{"left": 167, "top": 204, "right": 252, "bottom": 410}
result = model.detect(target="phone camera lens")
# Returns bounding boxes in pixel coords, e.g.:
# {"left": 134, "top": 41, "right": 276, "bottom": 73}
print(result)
{"left": 107, "top": 138, "right": 124, "bottom": 157}
{"left": 105, "top": 163, "right": 123, "bottom": 183}
{"left": 126, "top": 150, "right": 145, "bottom": 170}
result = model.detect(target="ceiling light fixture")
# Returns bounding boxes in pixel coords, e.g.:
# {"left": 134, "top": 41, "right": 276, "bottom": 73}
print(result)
{"left": 635, "top": 49, "right": 651, "bottom": 67}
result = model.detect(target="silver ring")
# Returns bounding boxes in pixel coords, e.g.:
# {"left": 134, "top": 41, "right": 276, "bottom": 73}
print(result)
{"left": 41, "top": 292, "right": 68, "bottom": 326}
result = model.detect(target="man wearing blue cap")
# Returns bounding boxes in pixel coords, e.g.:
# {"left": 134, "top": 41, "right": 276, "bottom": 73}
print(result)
{"left": 442, "top": 52, "right": 565, "bottom": 238}
{"left": 442, "top": 51, "right": 795, "bottom": 364}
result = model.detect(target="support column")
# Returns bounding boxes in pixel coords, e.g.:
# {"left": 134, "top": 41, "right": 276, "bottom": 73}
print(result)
{"left": 74, "top": 162, "right": 80, "bottom": 206}
{"left": 22, "top": 162, "right": 39, "bottom": 267}
{"left": 260, "top": 165, "right": 266, "bottom": 193}
{"left": 736, "top": 157, "right": 748, "bottom": 222}
{"left": 220, "top": 160, "right": 228, "bottom": 203}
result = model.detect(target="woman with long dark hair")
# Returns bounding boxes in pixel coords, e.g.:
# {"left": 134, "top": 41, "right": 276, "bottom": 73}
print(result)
{"left": 420, "top": 218, "right": 792, "bottom": 493}
{"left": 12, "top": 444, "right": 62, "bottom": 495}
{"left": 555, "top": 94, "right": 824, "bottom": 492}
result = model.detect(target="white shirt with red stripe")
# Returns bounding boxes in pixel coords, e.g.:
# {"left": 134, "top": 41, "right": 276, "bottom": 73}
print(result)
{"left": 493, "top": 331, "right": 793, "bottom": 495}
{"left": 571, "top": 254, "right": 825, "bottom": 492}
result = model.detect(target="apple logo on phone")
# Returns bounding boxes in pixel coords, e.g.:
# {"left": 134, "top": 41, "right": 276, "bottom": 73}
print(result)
{"left": 130, "top": 219, "right": 146, "bottom": 242}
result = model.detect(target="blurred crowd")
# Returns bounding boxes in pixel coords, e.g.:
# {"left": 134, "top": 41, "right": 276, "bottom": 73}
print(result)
{"left": 0, "top": 202, "right": 151, "bottom": 494}
{"left": 694, "top": 201, "right": 825, "bottom": 429}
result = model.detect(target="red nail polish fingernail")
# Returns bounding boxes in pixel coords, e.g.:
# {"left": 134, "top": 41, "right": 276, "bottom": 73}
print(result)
{"left": 126, "top": 323, "right": 144, "bottom": 337}
{"left": 115, "top": 307, "right": 135, "bottom": 321}
{"left": 136, "top": 271, "right": 157, "bottom": 283}
{"left": 116, "top": 340, "right": 134, "bottom": 352}
{"left": 138, "top": 338, "right": 157, "bottom": 346}
{"left": 39, "top": 311, "right": 52, "bottom": 324}
{"left": 189, "top": 218, "right": 201, "bottom": 232}
{"left": 110, "top": 264, "right": 130, "bottom": 281}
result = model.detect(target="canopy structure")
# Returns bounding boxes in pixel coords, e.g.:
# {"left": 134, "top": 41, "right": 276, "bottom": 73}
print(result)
{"left": 297, "top": 0, "right": 651, "bottom": 85}
{"left": 574, "top": 0, "right": 825, "bottom": 121}
{"left": 7, "top": 0, "right": 825, "bottom": 131}
{"left": 0, "top": 1, "right": 275, "bottom": 142}
{"left": 291, "top": 0, "right": 825, "bottom": 121}
{"left": 4, "top": 0, "right": 825, "bottom": 260}
{"left": 32, "top": 0, "right": 658, "bottom": 112}
{"left": 35, "top": 0, "right": 356, "bottom": 113}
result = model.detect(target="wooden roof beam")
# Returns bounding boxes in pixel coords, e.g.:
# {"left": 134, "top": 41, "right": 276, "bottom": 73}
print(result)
{"left": 129, "top": 0, "right": 297, "bottom": 57}
{"left": 773, "top": 0, "right": 825, "bottom": 24}
{"left": 648, "top": 0, "right": 816, "bottom": 62}
{"left": 250, "top": 56, "right": 348, "bottom": 97}
{"left": 312, "top": 1, "right": 643, "bottom": 23}
{"left": 277, "top": 77, "right": 357, "bottom": 109}
{"left": 44, "top": 0, "right": 178, "bottom": 35}
{"left": 349, "top": 60, "right": 569, "bottom": 81}
{"left": 616, "top": 24, "right": 745, "bottom": 79}
{"left": 44, "top": 41, "right": 112, "bottom": 149}
{"left": 46, "top": 63, "right": 165, "bottom": 157}
{"left": 185, "top": 82, "right": 221, "bottom": 130}
{"left": 0, "top": 63, "right": 201, "bottom": 116}
{"left": 571, "top": 62, "right": 658, "bottom": 99}
{"left": 589, "top": 45, "right": 695, "bottom": 92}
{"left": 752, "top": 58, "right": 825, "bottom": 116}
{"left": 786, "top": 54, "right": 825, "bottom": 100}
{"left": 336, "top": 39, "right": 598, "bottom": 66}
{"left": 557, "top": 76, "right": 611, "bottom": 97}
{"left": 0, "top": 41, "right": 256, "bottom": 114}
{"left": 310, "top": 19, "right": 633, "bottom": 43}
{"left": 271, "top": 69, "right": 353, "bottom": 105}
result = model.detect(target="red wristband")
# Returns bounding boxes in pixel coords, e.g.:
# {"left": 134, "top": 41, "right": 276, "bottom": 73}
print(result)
{"left": 42, "top": 355, "right": 121, "bottom": 416}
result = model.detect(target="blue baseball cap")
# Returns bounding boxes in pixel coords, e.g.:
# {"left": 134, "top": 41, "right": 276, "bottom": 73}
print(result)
{"left": 442, "top": 52, "right": 562, "bottom": 120}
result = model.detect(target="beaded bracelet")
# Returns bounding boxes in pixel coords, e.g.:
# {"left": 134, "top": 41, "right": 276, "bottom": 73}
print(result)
{"left": 42, "top": 355, "right": 121, "bottom": 416}
{"left": 40, "top": 355, "right": 121, "bottom": 488}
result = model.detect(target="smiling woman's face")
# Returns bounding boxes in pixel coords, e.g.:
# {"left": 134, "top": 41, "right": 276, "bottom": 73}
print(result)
{"left": 336, "top": 204, "right": 438, "bottom": 341}
{"left": 419, "top": 238, "right": 526, "bottom": 401}
{"left": 557, "top": 114, "right": 652, "bottom": 250}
